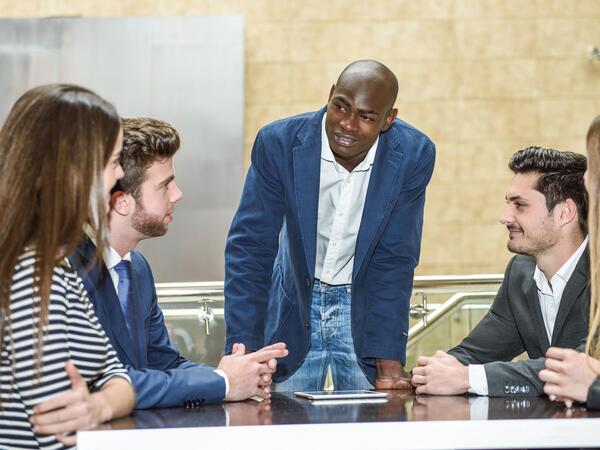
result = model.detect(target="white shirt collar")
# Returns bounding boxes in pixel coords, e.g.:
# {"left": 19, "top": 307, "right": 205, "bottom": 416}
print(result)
{"left": 320, "top": 115, "right": 378, "bottom": 173}
{"left": 533, "top": 236, "right": 588, "bottom": 294}
{"left": 104, "top": 245, "right": 132, "bottom": 271}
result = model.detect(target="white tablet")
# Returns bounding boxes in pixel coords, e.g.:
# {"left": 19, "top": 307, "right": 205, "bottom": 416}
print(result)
{"left": 294, "top": 390, "right": 388, "bottom": 400}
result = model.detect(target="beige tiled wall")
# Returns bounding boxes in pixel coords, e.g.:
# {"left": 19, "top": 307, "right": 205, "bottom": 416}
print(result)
{"left": 2, "top": 0, "right": 600, "bottom": 275}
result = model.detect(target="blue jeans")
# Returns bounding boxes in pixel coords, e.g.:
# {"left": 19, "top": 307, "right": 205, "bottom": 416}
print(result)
{"left": 274, "top": 280, "right": 373, "bottom": 392}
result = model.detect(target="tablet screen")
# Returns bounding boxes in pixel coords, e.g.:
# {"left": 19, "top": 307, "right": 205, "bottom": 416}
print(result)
{"left": 294, "top": 390, "right": 388, "bottom": 400}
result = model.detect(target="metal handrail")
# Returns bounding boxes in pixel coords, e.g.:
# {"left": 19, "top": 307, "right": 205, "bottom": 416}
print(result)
{"left": 407, "top": 291, "right": 497, "bottom": 343}
{"left": 155, "top": 274, "right": 504, "bottom": 299}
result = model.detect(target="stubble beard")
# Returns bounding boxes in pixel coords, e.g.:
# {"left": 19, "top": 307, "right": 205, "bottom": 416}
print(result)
{"left": 131, "top": 201, "right": 168, "bottom": 238}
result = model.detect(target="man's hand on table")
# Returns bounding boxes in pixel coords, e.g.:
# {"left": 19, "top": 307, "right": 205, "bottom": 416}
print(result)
{"left": 218, "top": 342, "right": 288, "bottom": 401}
{"left": 411, "top": 351, "right": 469, "bottom": 395}
{"left": 374, "top": 359, "right": 412, "bottom": 389}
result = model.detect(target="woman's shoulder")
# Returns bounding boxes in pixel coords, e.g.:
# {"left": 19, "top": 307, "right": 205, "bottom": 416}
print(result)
{"left": 11, "top": 249, "right": 79, "bottom": 298}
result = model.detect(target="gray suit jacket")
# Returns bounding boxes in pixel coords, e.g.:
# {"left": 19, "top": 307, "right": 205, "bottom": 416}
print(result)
{"left": 448, "top": 249, "right": 590, "bottom": 396}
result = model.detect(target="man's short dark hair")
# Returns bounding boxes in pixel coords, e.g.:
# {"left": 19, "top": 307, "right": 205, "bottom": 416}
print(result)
{"left": 118, "top": 117, "right": 180, "bottom": 198}
{"left": 509, "top": 146, "right": 588, "bottom": 233}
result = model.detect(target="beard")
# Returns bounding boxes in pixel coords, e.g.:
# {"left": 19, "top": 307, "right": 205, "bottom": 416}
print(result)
{"left": 505, "top": 219, "right": 557, "bottom": 257}
{"left": 131, "top": 200, "right": 169, "bottom": 238}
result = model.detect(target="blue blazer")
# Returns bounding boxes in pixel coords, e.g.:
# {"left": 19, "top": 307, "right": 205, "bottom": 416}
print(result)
{"left": 69, "top": 238, "right": 226, "bottom": 408}
{"left": 224, "top": 107, "right": 435, "bottom": 382}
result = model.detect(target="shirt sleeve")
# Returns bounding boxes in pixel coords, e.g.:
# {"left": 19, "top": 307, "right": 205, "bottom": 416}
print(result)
{"left": 468, "top": 364, "right": 489, "bottom": 396}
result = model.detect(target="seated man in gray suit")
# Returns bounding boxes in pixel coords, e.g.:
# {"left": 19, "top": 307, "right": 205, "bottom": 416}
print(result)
{"left": 412, "top": 147, "right": 589, "bottom": 397}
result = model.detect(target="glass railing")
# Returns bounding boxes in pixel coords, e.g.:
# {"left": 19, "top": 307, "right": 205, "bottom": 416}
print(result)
{"left": 405, "top": 292, "right": 496, "bottom": 369}
{"left": 157, "top": 276, "right": 502, "bottom": 369}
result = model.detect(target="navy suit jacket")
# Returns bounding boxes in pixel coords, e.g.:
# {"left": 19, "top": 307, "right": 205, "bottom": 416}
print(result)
{"left": 69, "top": 238, "right": 226, "bottom": 408}
{"left": 225, "top": 107, "right": 435, "bottom": 382}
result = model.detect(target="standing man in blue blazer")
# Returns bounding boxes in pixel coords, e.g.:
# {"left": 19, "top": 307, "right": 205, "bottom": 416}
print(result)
{"left": 70, "top": 118, "right": 287, "bottom": 409}
{"left": 225, "top": 60, "right": 436, "bottom": 390}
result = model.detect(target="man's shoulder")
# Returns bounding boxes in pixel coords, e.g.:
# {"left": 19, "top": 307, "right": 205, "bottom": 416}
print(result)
{"left": 504, "top": 253, "right": 536, "bottom": 285}
{"left": 388, "top": 117, "right": 434, "bottom": 147}
{"left": 131, "top": 250, "right": 152, "bottom": 272}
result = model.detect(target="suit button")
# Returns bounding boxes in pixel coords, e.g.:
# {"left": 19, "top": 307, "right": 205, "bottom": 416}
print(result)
{"left": 305, "top": 277, "right": 311, "bottom": 287}
{"left": 305, "top": 321, "right": 310, "bottom": 329}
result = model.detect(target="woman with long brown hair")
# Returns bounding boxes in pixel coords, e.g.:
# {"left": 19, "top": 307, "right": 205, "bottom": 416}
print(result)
{"left": 0, "top": 84, "right": 134, "bottom": 448}
{"left": 540, "top": 115, "right": 600, "bottom": 409}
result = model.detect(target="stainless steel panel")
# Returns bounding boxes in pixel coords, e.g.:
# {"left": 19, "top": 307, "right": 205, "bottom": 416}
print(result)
{"left": 0, "top": 17, "right": 244, "bottom": 282}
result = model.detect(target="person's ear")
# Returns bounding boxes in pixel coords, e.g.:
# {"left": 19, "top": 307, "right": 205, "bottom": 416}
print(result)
{"left": 327, "top": 84, "right": 336, "bottom": 103}
{"left": 110, "top": 191, "right": 131, "bottom": 216}
{"left": 381, "top": 108, "right": 398, "bottom": 132}
{"left": 558, "top": 198, "right": 577, "bottom": 226}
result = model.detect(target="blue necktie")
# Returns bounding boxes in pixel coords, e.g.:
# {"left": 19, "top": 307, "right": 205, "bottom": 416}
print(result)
{"left": 113, "top": 260, "right": 139, "bottom": 361}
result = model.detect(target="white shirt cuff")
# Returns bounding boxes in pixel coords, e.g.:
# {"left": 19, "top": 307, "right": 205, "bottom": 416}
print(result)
{"left": 468, "top": 364, "right": 489, "bottom": 396}
{"left": 214, "top": 369, "right": 229, "bottom": 397}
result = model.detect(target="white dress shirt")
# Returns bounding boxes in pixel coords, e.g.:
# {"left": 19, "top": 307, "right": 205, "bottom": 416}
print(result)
{"left": 315, "top": 116, "right": 379, "bottom": 285}
{"left": 104, "top": 246, "right": 229, "bottom": 395}
{"left": 468, "top": 237, "right": 588, "bottom": 395}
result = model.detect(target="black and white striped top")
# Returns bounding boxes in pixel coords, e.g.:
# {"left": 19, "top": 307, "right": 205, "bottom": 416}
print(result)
{"left": 0, "top": 249, "right": 131, "bottom": 449}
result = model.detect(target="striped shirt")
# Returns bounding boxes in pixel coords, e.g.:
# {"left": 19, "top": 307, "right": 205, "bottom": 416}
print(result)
{"left": 0, "top": 249, "right": 131, "bottom": 449}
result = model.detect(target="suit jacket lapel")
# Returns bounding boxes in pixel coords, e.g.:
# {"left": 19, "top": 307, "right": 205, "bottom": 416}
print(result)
{"left": 551, "top": 246, "right": 589, "bottom": 345}
{"left": 353, "top": 127, "right": 403, "bottom": 279}
{"left": 524, "top": 275, "right": 550, "bottom": 350}
{"left": 292, "top": 109, "right": 323, "bottom": 280}
{"left": 74, "top": 239, "right": 141, "bottom": 367}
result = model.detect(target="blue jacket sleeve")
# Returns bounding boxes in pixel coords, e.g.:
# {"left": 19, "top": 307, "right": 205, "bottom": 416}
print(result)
{"left": 132, "top": 254, "right": 226, "bottom": 408}
{"left": 224, "top": 129, "right": 285, "bottom": 353}
{"left": 361, "top": 141, "right": 435, "bottom": 364}
{"left": 128, "top": 364, "right": 226, "bottom": 409}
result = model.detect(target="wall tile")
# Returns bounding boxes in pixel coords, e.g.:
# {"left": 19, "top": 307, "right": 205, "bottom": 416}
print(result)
{"left": 389, "top": 61, "right": 459, "bottom": 101}
{"left": 455, "top": 19, "right": 536, "bottom": 59}
{"left": 459, "top": 223, "right": 510, "bottom": 268}
{"left": 454, "top": 0, "right": 537, "bottom": 18}
{"left": 458, "top": 141, "right": 525, "bottom": 183}
{"left": 399, "top": 101, "right": 461, "bottom": 144}
{"left": 424, "top": 185, "right": 462, "bottom": 225}
{"left": 245, "top": 23, "right": 289, "bottom": 63}
{"left": 429, "top": 143, "right": 460, "bottom": 185}
{"left": 536, "top": 18, "right": 600, "bottom": 58}
{"left": 539, "top": 100, "right": 600, "bottom": 139}
{"left": 535, "top": 0, "right": 600, "bottom": 18}
{"left": 456, "top": 59, "right": 537, "bottom": 99}
{"left": 457, "top": 100, "right": 539, "bottom": 141}
{"left": 245, "top": 62, "right": 291, "bottom": 105}
{"left": 288, "top": 62, "right": 345, "bottom": 104}
{"left": 386, "top": 20, "right": 457, "bottom": 60}
{"left": 288, "top": 22, "right": 391, "bottom": 63}
{"left": 539, "top": 58, "right": 600, "bottom": 98}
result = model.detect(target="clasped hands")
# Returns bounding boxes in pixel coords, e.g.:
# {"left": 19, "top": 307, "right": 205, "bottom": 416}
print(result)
{"left": 217, "top": 342, "right": 288, "bottom": 401}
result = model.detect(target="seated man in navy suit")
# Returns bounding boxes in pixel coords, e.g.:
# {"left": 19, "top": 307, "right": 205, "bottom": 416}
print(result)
{"left": 70, "top": 117, "right": 287, "bottom": 409}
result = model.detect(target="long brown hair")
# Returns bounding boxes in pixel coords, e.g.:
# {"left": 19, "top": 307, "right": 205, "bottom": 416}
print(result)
{"left": 0, "top": 84, "right": 120, "bottom": 363}
{"left": 586, "top": 114, "right": 600, "bottom": 359}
